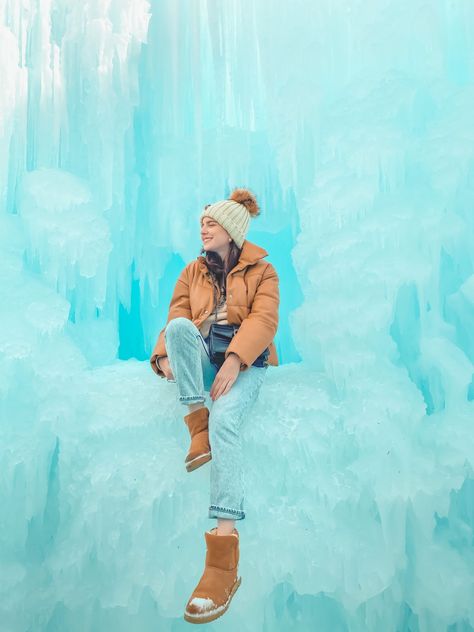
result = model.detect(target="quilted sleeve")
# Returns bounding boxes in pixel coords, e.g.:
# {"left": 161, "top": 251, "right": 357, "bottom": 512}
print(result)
{"left": 224, "top": 262, "right": 279, "bottom": 370}
{"left": 150, "top": 265, "right": 192, "bottom": 377}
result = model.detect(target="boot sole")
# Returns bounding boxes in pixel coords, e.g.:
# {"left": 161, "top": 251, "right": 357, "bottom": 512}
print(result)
{"left": 183, "top": 576, "right": 241, "bottom": 624}
{"left": 185, "top": 451, "right": 212, "bottom": 472}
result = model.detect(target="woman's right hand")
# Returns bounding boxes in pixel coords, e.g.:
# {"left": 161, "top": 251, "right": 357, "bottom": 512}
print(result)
{"left": 158, "top": 356, "right": 175, "bottom": 381}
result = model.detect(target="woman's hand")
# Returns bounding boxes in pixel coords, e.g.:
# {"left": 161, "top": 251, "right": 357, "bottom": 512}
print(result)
{"left": 158, "top": 356, "right": 175, "bottom": 381}
{"left": 210, "top": 353, "right": 241, "bottom": 401}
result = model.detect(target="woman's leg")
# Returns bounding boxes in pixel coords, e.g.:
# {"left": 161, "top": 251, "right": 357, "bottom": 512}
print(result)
{"left": 208, "top": 365, "right": 268, "bottom": 522}
{"left": 216, "top": 517, "right": 237, "bottom": 535}
{"left": 164, "top": 317, "right": 216, "bottom": 406}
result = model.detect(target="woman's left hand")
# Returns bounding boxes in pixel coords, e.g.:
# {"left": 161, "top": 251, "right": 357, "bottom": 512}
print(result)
{"left": 210, "top": 354, "right": 241, "bottom": 401}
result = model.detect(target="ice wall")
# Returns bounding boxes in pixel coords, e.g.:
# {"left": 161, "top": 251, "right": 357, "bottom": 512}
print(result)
{"left": 1, "top": 0, "right": 474, "bottom": 630}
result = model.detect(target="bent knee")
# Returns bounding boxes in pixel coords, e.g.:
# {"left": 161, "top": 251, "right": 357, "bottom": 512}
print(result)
{"left": 165, "top": 317, "right": 193, "bottom": 336}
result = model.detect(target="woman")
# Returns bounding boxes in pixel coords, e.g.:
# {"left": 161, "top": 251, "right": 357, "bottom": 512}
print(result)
{"left": 150, "top": 188, "right": 279, "bottom": 623}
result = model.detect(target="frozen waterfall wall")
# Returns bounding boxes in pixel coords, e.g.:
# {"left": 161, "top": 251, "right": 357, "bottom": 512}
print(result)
{"left": 1, "top": 1, "right": 474, "bottom": 631}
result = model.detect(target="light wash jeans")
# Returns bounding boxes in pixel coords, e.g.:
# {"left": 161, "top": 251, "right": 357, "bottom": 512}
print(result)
{"left": 164, "top": 317, "right": 267, "bottom": 520}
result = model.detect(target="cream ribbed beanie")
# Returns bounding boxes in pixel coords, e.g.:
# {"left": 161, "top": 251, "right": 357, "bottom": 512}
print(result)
{"left": 200, "top": 188, "right": 260, "bottom": 248}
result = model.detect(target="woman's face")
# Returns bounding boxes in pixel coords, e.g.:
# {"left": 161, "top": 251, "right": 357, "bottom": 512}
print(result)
{"left": 200, "top": 215, "right": 231, "bottom": 255}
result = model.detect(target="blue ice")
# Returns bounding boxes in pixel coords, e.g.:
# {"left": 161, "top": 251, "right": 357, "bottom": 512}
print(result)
{"left": 1, "top": 1, "right": 474, "bottom": 630}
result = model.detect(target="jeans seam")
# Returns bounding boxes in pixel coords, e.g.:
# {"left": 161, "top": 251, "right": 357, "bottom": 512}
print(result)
{"left": 197, "top": 333, "right": 211, "bottom": 359}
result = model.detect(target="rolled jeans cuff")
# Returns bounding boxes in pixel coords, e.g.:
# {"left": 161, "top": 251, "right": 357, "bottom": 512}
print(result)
{"left": 208, "top": 504, "right": 245, "bottom": 520}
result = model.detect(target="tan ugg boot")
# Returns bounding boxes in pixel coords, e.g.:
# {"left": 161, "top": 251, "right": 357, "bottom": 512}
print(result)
{"left": 184, "top": 527, "right": 241, "bottom": 624}
{"left": 183, "top": 406, "right": 212, "bottom": 472}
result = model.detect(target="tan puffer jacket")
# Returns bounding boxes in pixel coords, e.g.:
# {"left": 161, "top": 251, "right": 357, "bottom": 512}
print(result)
{"left": 150, "top": 240, "right": 279, "bottom": 378}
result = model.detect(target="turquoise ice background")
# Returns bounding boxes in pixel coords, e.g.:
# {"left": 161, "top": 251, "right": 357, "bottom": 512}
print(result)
{"left": 1, "top": 1, "right": 474, "bottom": 630}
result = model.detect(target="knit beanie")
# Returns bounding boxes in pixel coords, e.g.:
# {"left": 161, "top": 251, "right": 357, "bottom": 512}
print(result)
{"left": 200, "top": 188, "right": 261, "bottom": 248}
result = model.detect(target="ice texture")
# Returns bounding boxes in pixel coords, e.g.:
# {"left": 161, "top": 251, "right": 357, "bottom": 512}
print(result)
{"left": 1, "top": 0, "right": 474, "bottom": 631}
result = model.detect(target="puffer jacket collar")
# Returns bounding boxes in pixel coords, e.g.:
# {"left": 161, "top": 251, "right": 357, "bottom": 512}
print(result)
{"left": 196, "top": 239, "right": 269, "bottom": 275}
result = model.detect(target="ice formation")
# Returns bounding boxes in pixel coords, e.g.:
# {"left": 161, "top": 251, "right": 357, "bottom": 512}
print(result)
{"left": 1, "top": 1, "right": 473, "bottom": 630}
